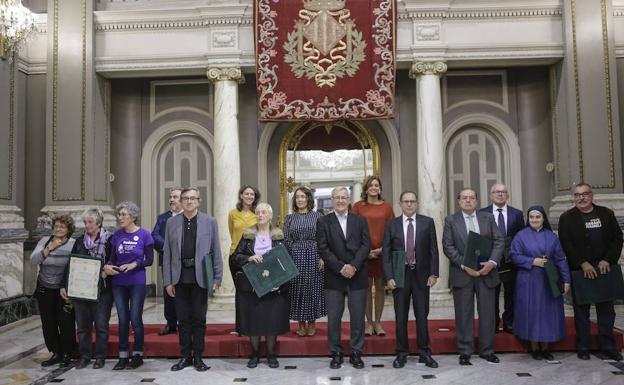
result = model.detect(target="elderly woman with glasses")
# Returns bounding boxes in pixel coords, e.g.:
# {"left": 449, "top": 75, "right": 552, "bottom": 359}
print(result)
{"left": 108, "top": 201, "right": 154, "bottom": 370}
{"left": 30, "top": 214, "right": 77, "bottom": 368}
{"left": 60, "top": 208, "right": 113, "bottom": 369}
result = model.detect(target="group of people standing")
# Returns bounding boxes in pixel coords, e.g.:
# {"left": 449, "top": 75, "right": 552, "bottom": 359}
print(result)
{"left": 29, "top": 178, "right": 622, "bottom": 372}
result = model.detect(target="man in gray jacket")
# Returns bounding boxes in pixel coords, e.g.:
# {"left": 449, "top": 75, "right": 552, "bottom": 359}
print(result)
{"left": 163, "top": 187, "right": 222, "bottom": 372}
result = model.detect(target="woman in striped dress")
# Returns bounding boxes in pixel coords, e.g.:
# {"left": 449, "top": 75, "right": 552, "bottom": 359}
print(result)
{"left": 284, "top": 186, "right": 326, "bottom": 336}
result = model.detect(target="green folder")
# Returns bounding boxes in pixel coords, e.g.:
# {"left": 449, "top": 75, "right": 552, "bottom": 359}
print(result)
{"left": 463, "top": 231, "right": 492, "bottom": 271}
{"left": 543, "top": 260, "right": 562, "bottom": 298}
{"left": 242, "top": 243, "right": 300, "bottom": 298}
{"left": 203, "top": 252, "right": 215, "bottom": 296}
{"left": 571, "top": 266, "right": 624, "bottom": 306}
{"left": 392, "top": 251, "right": 406, "bottom": 288}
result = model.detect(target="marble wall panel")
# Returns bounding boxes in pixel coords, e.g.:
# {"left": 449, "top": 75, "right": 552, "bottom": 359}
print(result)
{"left": 0, "top": 243, "right": 24, "bottom": 300}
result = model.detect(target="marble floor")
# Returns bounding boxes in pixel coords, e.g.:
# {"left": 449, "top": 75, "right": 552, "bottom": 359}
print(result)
{"left": 0, "top": 299, "right": 622, "bottom": 385}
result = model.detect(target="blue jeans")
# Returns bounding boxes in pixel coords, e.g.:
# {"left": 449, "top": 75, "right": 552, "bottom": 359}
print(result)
{"left": 112, "top": 284, "right": 146, "bottom": 357}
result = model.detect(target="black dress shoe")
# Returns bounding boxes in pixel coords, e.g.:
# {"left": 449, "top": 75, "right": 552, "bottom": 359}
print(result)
{"left": 577, "top": 351, "right": 590, "bottom": 360}
{"left": 267, "top": 355, "right": 279, "bottom": 368}
{"left": 349, "top": 353, "right": 364, "bottom": 369}
{"left": 329, "top": 353, "right": 343, "bottom": 369}
{"left": 193, "top": 356, "right": 209, "bottom": 371}
{"left": 530, "top": 350, "right": 542, "bottom": 360}
{"left": 112, "top": 358, "right": 128, "bottom": 370}
{"left": 126, "top": 354, "right": 143, "bottom": 369}
{"left": 392, "top": 354, "right": 407, "bottom": 368}
{"left": 59, "top": 354, "right": 72, "bottom": 368}
{"left": 502, "top": 325, "right": 513, "bottom": 334}
{"left": 419, "top": 354, "right": 438, "bottom": 368}
{"left": 171, "top": 357, "right": 193, "bottom": 371}
{"left": 92, "top": 358, "right": 105, "bottom": 369}
{"left": 158, "top": 325, "right": 177, "bottom": 336}
{"left": 603, "top": 351, "right": 623, "bottom": 361}
{"left": 541, "top": 351, "right": 554, "bottom": 361}
{"left": 41, "top": 353, "right": 62, "bottom": 367}
{"left": 75, "top": 358, "right": 91, "bottom": 369}
{"left": 459, "top": 354, "right": 471, "bottom": 366}
{"left": 247, "top": 355, "right": 260, "bottom": 369}
{"left": 479, "top": 354, "right": 500, "bottom": 363}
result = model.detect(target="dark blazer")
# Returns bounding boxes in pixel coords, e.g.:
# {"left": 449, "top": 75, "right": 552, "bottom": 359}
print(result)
{"left": 480, "top": 205, "right": 524, "bottom": 269}
{"left": 152, "top": 210, "right": 173, "bottom": 266}
{"left": 558, "top": 204, "right": 623, "bottom": 270}
{"left": 316, "top": 212, "right": 371, "bottom": 290}
{"left": 162, "top": 212, "right": 223, "bottom": 288}
{"left": 442, "top": 210, "right": 505, "bottom": 289}
{"left": 381, "top": 214, "right": 439, "bottom": 288}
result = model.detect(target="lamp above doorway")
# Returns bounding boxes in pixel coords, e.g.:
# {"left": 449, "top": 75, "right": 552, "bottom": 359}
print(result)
{"left": 0, "top": 0, "right": 36, "bottom": 60}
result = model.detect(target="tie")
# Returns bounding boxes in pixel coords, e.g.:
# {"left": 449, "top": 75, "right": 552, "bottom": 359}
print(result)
{"left": 406, "top": 218, "right": 415, "bottom": 266}
{"left": 497, "top": 208, "right": 507, "bottom": 236}
{"left": 467, "top": 215, "right": 476, "bottom": 233}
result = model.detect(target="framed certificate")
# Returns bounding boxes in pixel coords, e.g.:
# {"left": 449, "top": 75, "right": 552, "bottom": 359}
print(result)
{"left": 67, "top": 254, "right": 103, "bottom": 302}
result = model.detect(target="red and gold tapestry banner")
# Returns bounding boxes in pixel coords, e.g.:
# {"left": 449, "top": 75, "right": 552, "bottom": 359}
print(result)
{"left": 255, "top": 0, "right": 396, "bottom": 121}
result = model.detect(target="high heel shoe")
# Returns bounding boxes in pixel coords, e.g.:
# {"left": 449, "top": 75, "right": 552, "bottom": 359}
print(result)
{"left": 365, "top": 323, "right": 374, "bottom": 336}
{"left": 295, "top": 321, "right": 307, "bottom": 337}
{"left": 307, "top": 321, "right": 316, "bottom": 336}
{"left": 373, "top": 323, "right": 385, "bottom": 336}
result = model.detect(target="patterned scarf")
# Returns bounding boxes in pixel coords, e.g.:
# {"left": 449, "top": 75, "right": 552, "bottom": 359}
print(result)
{"left": 83, "top": 227, "right": 109, "bottom": 258}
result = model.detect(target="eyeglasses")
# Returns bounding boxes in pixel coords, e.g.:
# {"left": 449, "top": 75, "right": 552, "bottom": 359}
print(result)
{"left": 459, "top": 196, "right": 476, "bottom": 201}
{"left": 332, "top": 196, "right": 349, "bottom": 201}
{"left": 401, "top": 200, "right": 417, "bottom": 204}
{"left": 573, "top": 192, "right": 592, "bottom": 199}
{"left": 492, "top": 190, "right": 507, "bottom": 195}
{"left": 181, "top": 196, "right": 199, "bottom": 202}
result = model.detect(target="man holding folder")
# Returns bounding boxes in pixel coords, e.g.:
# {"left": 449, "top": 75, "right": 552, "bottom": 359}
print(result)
{"left": 558, "top": 183, "right": 623, "bottom": 361}
{"left": 163, "top": 188, "right": 223, "bottom": 371}
{"left": 382, "top": 191, "right": 439, "bottom": 368}
{"left": 442, "top": 188, "right": 504, "bottom": 366}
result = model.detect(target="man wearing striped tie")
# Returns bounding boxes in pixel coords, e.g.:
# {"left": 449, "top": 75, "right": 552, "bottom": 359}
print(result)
{"left": 442, "top": 188, "right": 505, "bottom": 366}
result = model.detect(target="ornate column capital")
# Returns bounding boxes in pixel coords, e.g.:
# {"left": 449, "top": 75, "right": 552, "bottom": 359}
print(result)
{"left": 206, "top": 66, "right": 245, "bottom": 84}
{"left": 409, "top": 61, "right": 447, "bottom": 78}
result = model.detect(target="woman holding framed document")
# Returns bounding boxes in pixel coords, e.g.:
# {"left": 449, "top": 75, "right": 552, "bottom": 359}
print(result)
{"left": 30, "top": 214, "right": 76, "bottom": 368}
{"left": 61, "top": 208, "right": 113, "bottom": 369}
{"left": 109, "top": 202, "right": 154, "bottom": 370}
{"left": 232, "top": 202, "right": 290, "bottom": 369}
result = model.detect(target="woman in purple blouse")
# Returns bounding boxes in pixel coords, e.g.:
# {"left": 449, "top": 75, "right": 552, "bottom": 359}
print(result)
{"left": 107, "top": 201, "right": 154, "bottom": 370}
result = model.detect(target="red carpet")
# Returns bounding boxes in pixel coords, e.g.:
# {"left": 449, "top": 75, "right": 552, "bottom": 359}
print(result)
{"left": 105, "top": 318, "right": 623, "bottom": 357}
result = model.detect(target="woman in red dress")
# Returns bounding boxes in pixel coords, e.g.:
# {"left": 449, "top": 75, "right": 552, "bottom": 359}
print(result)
{"left": 352, "top": 176, "right": 395, "bottom": 335}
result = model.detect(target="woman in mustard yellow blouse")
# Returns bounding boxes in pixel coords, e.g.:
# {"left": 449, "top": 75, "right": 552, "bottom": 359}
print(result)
{"left": 228, "top": 185, "right": 260, "bottom": 335}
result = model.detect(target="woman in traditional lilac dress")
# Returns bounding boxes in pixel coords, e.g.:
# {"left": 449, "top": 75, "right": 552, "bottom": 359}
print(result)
{"left": 511, "top": 205, "right": 571, "bottom": 360}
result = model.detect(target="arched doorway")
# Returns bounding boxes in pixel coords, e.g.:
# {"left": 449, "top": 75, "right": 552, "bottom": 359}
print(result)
{"left": 278, "top": 120, "right": 381, "bottom": 224}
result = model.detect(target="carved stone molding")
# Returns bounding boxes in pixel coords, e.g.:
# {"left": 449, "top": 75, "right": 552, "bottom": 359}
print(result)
{"left": 415, "top": 23, "right": 440, "bottom": 41}
{"left": 409, "top": 61, "right": 447, "bottom": 77}
{"left": 206, "top": 66, "right": 245, "bottom": 84}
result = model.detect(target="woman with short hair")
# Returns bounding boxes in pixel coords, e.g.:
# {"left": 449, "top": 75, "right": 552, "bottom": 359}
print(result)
{"left": 61, "top": 208, "right": 113, "bottom": 369}
{"left": 232, "top": 202, "right": 290, "bottom": 368}
{"left": 30, "top": 214, "right": 77, "bottom": 367}
{"left": 109, "top": 201, "right": 154, "bottom": 370}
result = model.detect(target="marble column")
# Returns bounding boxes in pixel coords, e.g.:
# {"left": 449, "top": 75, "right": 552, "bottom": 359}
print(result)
{"left": 352, "top": 182, "right": 363, "bottom": 204}
{"left": 409, "top": 61, "right": 451, "bottom": 305}
{"left": 207, "top": 66, "right": 244, "bottom": 304}
{"left": 41, "top": 0, "right": 115, "bottom": 227}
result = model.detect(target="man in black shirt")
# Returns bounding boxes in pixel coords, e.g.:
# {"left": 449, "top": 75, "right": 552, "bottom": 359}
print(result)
{"left": 163, "top": 188, "right": 223, "bottom": 371}
{"left": 558, "top": 183, "right": 623, "bottom": 361}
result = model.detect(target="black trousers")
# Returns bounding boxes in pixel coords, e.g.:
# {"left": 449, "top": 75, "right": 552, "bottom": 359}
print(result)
{"left": 572, "top": 299, "right": 617, "bottom": 353}
{"left": 495, "top": 271, "right": 515, "bottom": 330}
{"left": 175, "top": 283, "right": 208, "bottom": 358}
{"left": 36, "top": 286, "right": 76, "bottom": 355}
{"left": 73, "top": 289, "right": 114, "bottom": 359}
{"left": 393, "top": 268, "right": 431, "bottom": 356}
{"left": 325, "top": 287, "right": 366, "bottom": 355}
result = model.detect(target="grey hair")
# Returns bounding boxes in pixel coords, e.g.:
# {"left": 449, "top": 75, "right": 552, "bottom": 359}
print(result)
{"left": 331, "top": 186, "right": 350, "bottom": 198}
{"left": 82, "top": 207, "right": 104, "bottom": 226}
{"left": 490, "top": 183, "right": 508, "bottom": 194}
{"left": 115, "top": 201, "right": 141, "bottom": 224}
{"left": 255, "top": 202, "right": 273, "bottom": 219}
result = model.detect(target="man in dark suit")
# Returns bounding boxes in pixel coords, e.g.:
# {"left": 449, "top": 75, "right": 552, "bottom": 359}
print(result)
{"left": 480, "top": 183, "right": 524, "bottom": 334}
{"left": 442, "top": 188, "right": 504, "bottom": 365}
{"left": 382, "top": 191, "right": 439, "bottom": 368}
{"left": 317, "top": 186, "right": 371, "bottom": 369}
{"left": 558, "top": 183, "right": 623, "bottom": 361}
{"left": 152, "top": 188, "right": 182, "bottom": 336}
{"left": 163, "top": 188, "right": 223, "bottom": 372}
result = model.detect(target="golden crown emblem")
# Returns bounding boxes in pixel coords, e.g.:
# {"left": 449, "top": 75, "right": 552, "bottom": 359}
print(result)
{"left": 303, "top": 0, "right": 346, "bottom": 11}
